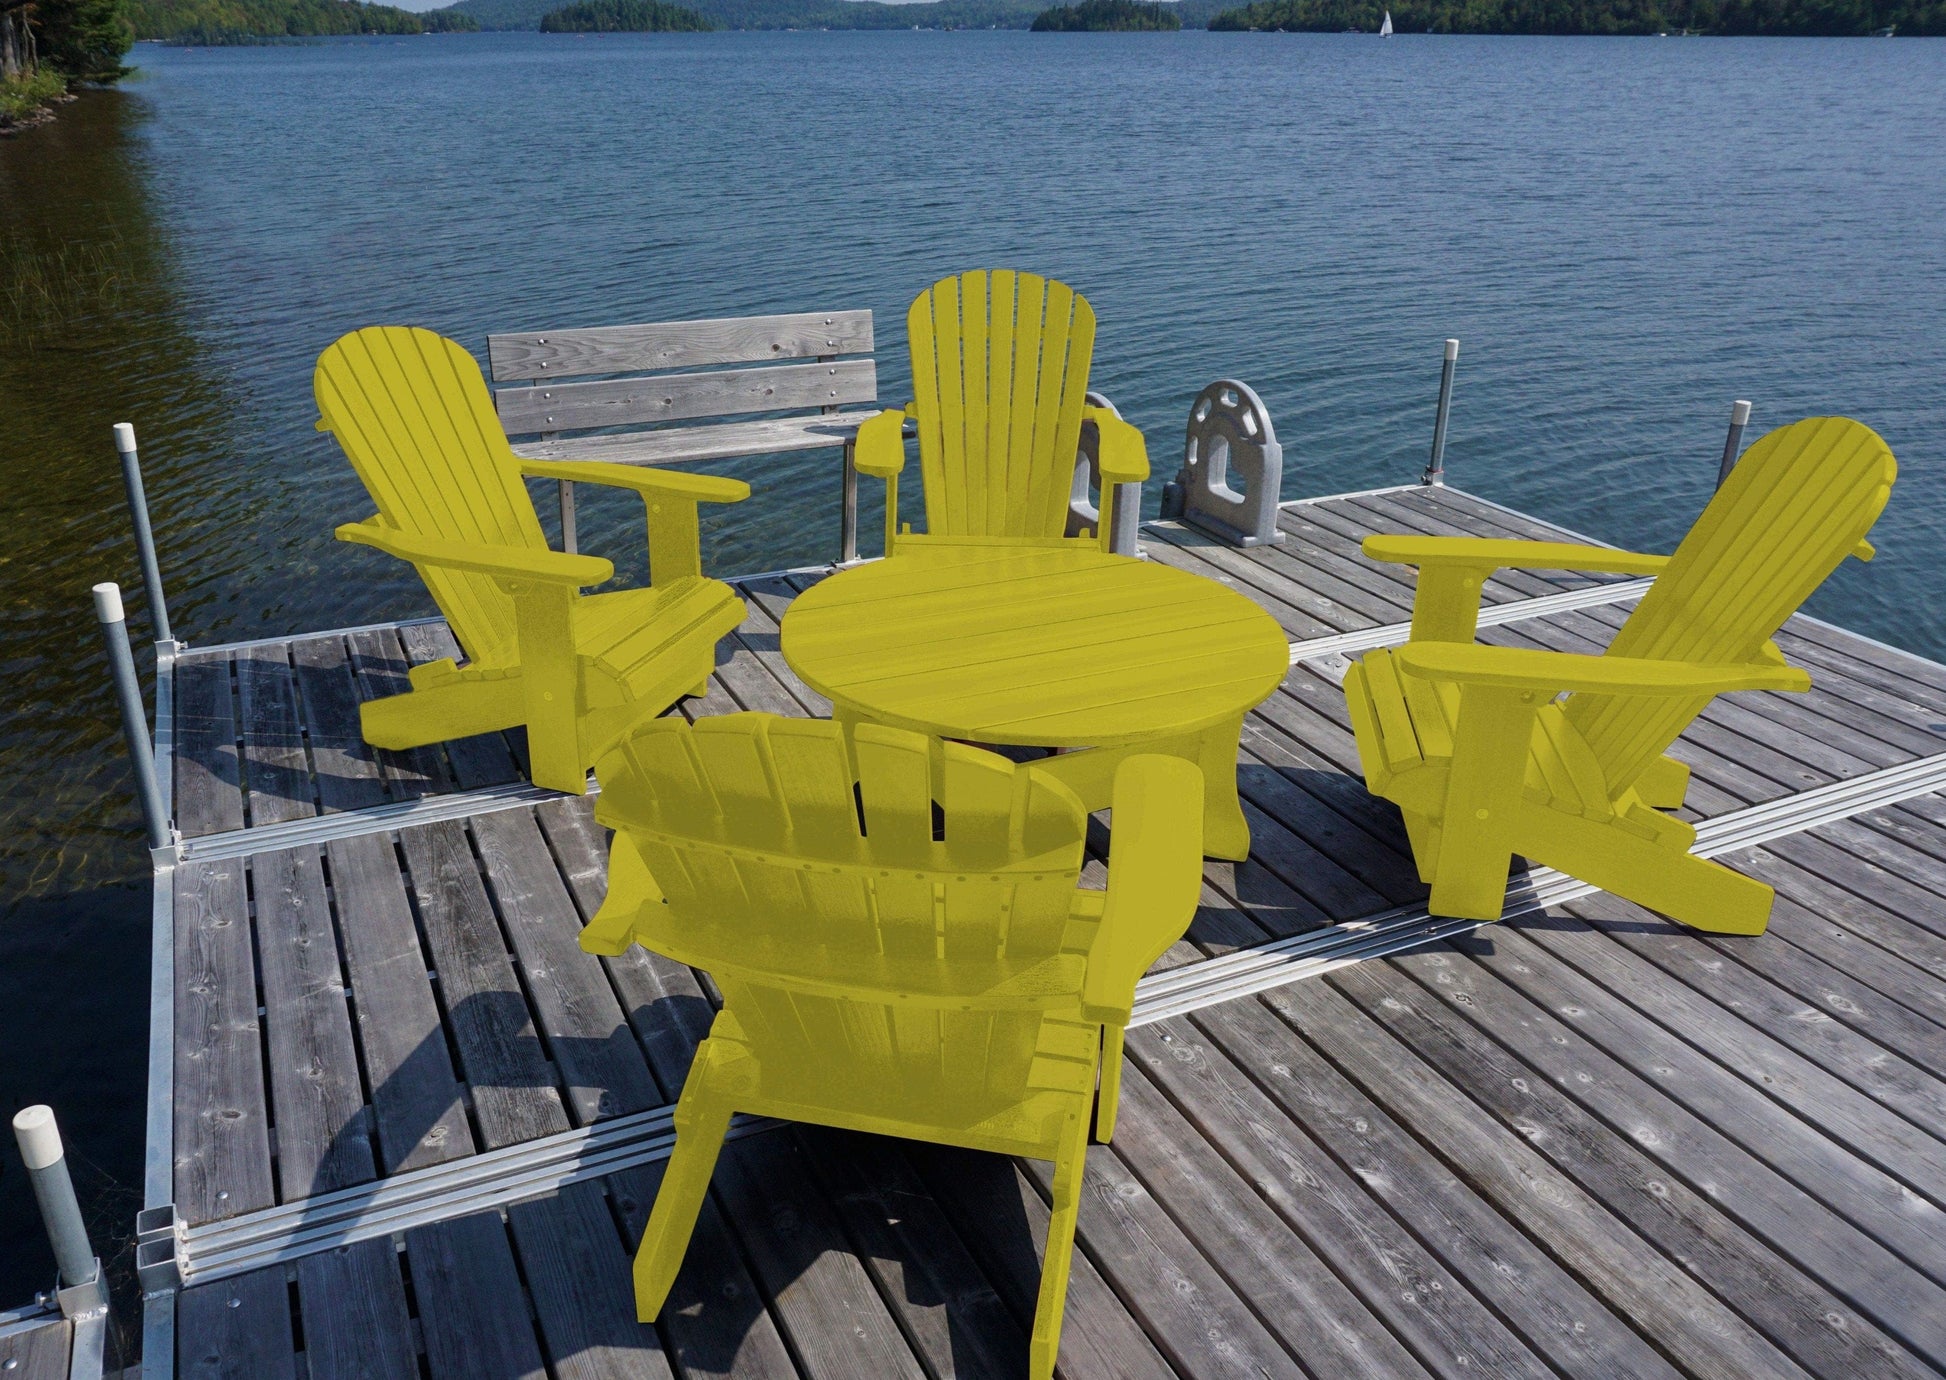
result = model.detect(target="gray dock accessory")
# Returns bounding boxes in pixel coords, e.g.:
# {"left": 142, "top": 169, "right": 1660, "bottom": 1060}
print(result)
{"left": 12, "top": 1104, "right": 115, "bottom": 1376}
{"left": 95, "top": 582, "right": 173, "bottom": 857}
{"left": 13, "top": 1107, "right": 94, "bottom": 1292}
{"left": 1068, "top": 391, "right": 1142, "bottom": 555}
{"left": 1173, "top": 380, "right": 1284, "bottom": 547}
{"left": 1422, "top": 338, "right": 1459, "bottom": 485}
{"left": 1717, "top": 400, "right": 1753, "bottom": 487}
{"left": 113, "top": 423, "right": 173, "bottom": 646}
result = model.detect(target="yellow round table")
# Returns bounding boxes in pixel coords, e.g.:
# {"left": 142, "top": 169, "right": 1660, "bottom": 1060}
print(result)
{"left": 780, "top": 543, "right": 1290, "bottom": 859}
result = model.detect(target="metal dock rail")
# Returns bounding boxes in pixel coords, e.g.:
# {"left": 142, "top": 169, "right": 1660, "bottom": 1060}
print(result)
{"left": 107, "top": 479, "right": 1946, "bottom": 1380}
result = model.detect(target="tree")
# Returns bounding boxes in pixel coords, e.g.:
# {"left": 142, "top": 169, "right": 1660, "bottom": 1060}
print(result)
{"left": 2, "top": 0, "right": 39, "bottom": 79}
{"left": 32, "top": 0, "right": 131, "bottom": 82}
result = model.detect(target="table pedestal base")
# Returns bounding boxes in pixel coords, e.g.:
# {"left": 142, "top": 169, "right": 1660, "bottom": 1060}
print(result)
{"left": 830, "top": 708, "right": 1253, "bottom": 862}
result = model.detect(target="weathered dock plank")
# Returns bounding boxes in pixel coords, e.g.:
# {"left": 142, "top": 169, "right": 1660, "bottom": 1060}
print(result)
{"left": 293, "top": 1239, "right": 420, "bottom": 1380}
{"left": 398, "top": 820, "right": 572, "bottom": 1149}
{"left": 176, "top": 1266, "right": 298, "bottom": 1379}
{"left": 324, "top": 831, "right": 474, "bottom": 1175}
{"left": 254, "top": 843, "right": 372, "bottom": 1200}
{"left": 0, "top": 1315, "right": 70, "bottom": 1380}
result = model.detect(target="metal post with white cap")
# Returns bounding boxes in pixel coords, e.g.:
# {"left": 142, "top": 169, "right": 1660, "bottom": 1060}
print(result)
{"left": 1422, "top": 338, "right": 1460, "bottom": 485}
{"left": 113, "top": 423, "right": 173, "bottom": 645}
{"left": 11, "top": 1106, "right": 96, "bottom": 1292}
{"left": 95, "top": 582, "right": 173, "bottom": 857}
{"left": 1716, "top": 399, "right": 1753, "bottom": 487}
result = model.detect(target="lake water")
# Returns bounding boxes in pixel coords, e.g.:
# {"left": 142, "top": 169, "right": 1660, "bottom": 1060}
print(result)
{"left": 1, "top": 29, "right": 1942, "bottom": 1310}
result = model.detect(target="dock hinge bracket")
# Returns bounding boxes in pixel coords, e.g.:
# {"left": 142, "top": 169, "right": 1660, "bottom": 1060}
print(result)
{"left": 136, "top": 1203, "right": 185, "bottom": 1295}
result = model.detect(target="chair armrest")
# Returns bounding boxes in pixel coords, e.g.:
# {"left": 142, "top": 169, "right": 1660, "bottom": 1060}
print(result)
{"left": 853, "top": 406, "right": 911, "bottom": 478}
{"left": 517, "top": 459, "right": 749, "bottom": 506}
{"left": 1363, "top": 535, "right": 1670, "bottom": 577}
{"left": 1396, "top": 642, "right": 1812, "bottom": 697}
{"left": 335, "top": 518, "right": 613, "bottom": 587}
{"left": 1084, "top": 406, "right": 1151, "bottom": 485}
{"left": 1079, "top": 755, "right": 1205, "bottom": 1024}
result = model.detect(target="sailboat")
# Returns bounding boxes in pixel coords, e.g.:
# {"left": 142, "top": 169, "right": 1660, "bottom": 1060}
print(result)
{"left": 1379, "top": 9, "right": 1393, "bottom": 34}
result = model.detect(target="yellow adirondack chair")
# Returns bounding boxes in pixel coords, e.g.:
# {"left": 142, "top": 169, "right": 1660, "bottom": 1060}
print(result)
{"left": 1343, "top": 416, "right": 1895, "bottom": 934}
{"left": 315, "top": 326, "right": 750, "bottom": 795}
{"left": 855, "top": 270, "right": 1151, "bottom": 554}
{"left": 578, "top": 713, "right": 1204, "bottom": 1378}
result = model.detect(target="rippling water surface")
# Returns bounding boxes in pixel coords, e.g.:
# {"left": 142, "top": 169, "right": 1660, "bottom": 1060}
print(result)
{"left": 1, "top": 29, "right": 1941, "bottom": 1308}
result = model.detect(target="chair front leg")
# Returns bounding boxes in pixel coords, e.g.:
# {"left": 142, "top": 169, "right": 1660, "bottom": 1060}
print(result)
{"left": 634, "top": 1054, "right": 735, "bottom": 1320}
{"left": 1409, "top": 564, "right": 1492, "bottom": 643}
{"left": 505, "top": 579, "right": 588, "bottom": 795}
{"left": 645, "top": 493, "right": 703, "bottom": 587}
{"left": 1429, "top": 682, "right": 1539, "bottom": 920}
{"left": 1028, "top": 1104, "right": 1094, "bottom": 1380}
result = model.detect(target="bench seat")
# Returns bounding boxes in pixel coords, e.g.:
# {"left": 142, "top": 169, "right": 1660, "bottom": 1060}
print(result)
{"left": 510, "top": 410, "right": 878, "bottom": 468}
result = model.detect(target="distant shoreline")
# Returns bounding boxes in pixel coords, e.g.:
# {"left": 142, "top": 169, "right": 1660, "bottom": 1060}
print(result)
{"left": 132, "top": 19, "right": 1943, "bottom": 35}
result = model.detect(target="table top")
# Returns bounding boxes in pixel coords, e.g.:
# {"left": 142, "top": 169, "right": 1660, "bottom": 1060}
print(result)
{"left": 780, "top": 543, "right": 1290, "bottom": 747}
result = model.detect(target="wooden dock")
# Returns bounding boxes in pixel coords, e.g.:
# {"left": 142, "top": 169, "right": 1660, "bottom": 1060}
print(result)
{"left": 135, "top": 483, "right": 1946, "bottom": 1380}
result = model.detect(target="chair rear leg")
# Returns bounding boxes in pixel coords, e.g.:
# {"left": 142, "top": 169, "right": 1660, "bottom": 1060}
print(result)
{"left": 1092, "top": 1026, "right": 1126, "bottom": 1143}
{"left": 634, "top": 1081, "right": 734, "bottom": 1320}
{"left": 1399, "top": 807, "right": 1441, "bottom": 884}
{"left": 1633, "top": 755, "right": 1692, "bottom": 810}
{"left": 1590, "top": 843, "right": 1775, "bottom": 935}
{"left": 1029, "top": 1106, "right": 1094, "bottom": 1380}
{"left": 524, "top": 695, "right": 589, "bottom": 796}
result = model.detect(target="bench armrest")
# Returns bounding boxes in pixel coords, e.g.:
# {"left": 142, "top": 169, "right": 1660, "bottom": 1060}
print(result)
{"left": 1396, "top": 642, "right": 1812, "bottom": 697}
{"left": 335, "top": 518, "right": 613, "bottom": 587}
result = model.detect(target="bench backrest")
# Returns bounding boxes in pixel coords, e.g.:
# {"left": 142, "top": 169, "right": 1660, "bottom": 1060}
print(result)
{"left": 486, "top": 310, "right": 876, "bottom": 438}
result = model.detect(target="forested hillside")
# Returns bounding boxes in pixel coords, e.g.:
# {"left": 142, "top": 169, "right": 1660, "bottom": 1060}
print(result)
{"left": 1207, "top": 0, "right": 1940, "bottom": 33}
{"left": 126, "top": 0, "right": 476, "bottom": 40}
{"left": 448, "top": 0, "right": 1236, "bottom": 30}
{"left": 538, "top": 0, "right": 712, "bottom": 26}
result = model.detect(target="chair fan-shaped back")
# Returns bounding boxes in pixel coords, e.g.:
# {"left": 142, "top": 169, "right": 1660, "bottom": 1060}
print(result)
{"left": 596, "top": 713, "right": 1089, "bottom": 1108}
{"left": 1566, "top": 416, "right": 1896, "bottom": 792}
{"left": 908, "top": 270, "right": 1098, "bottom": 540}
{"left": 316, "top": 326, "right": 546, "bottom": 668}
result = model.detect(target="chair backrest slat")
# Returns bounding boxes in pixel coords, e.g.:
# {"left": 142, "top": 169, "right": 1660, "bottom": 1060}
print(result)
{"left": 910, "top": 270, "right": 1098, "bottom": 541}
{"left": 1565, "top": 416, "right": 1896, "bottom": 793}
{"left": 315, "top": 326, "right": 543, "bottom": 668}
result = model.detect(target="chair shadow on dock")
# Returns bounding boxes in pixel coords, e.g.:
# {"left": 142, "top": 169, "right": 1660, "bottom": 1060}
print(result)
{"left": 297, "top": 986, "right": 1047, "bottom": 1376}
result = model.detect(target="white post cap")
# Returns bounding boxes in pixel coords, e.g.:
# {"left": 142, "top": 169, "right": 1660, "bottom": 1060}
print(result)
{"left": 12, "top": 1105, "right": 63, "bottom": 1171}
{"left": 1443, "top": 338, "right": 1460, "bottom": 361}
{"left": 93, "top": 581, "right": 125, "bottom": 624}
{"left": 1730, "top": 399, "right": 1752, "bottom": 426}
{"left": 113, "top": 422, "right": 138, "bottom": 454}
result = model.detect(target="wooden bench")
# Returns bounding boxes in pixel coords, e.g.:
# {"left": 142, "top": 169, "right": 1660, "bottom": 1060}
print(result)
{"left": 487, "top": 309, "right": 878, "bottom": 559}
